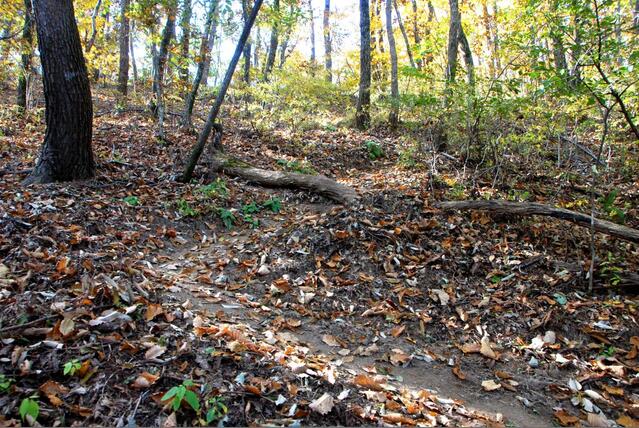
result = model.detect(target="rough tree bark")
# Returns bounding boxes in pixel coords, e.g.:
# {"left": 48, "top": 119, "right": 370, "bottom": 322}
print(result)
{"left": 182, "top": 0, "right": 219, "bottom": 127}
{"left": 179, "top": 0, "right": 192, "bottom": 89}
{"left": 263, "top": 0, "right": 280, "bottom": 81}
{"left": 17, "top": 0, "right": 33, "bottom": 110}
{"left": 25, "top": 0, "right": 94, "bottom": 185}
{"left": 393, "top": 0, "right": 415, "bottom": 68}
{"left": 436, "top": 200, "right": 639, "bottom": 244}
{"left": 180, "top": 0, "right": 264, "bottom": 183}
{"left": 117, "top": 0, "right": 130, "bottom": 97}
{"left": 386, "top": 0, "right": 399, "bottom": 127}
{"left": 458, "top": 24, "right": 474, "bottom": 87}
{"left": 411, "top": 0, "right": 421, "bottom": 69}
{"left": 356, "top": 0, "right": 372, "bottom": 130}
{"left": 446, "top": 0, "right": 460, "bottom": 83}
{"left": 323, "top": 0, "right": 332, "bottom": 82}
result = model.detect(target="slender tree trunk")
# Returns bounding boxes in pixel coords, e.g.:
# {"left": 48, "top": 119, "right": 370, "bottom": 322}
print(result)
{"left": 356, "top": 0, "right": 372, "bottom": 130}
{"left": 17, "top": 0, "right": 33, "bottom": 110}
{"left": 254, "top": 27, "right": 261, "bottom": 67}
{"left": 263, "top": 0, "right": 280, "bottom": 81}
{"left": 154, "top": 10, "right": 176, "bottom": 138}
{"left": 279, "top": 36, "right": 289, "bottom": 68}
{"left": 117, "top": 0, "right": 130, "bottom": 97}
{"left": 181, "top": 0, "right": 264, "bottom": 183}
{"left": 86, "top": 0, "right": 102, "bottom": 53}
{"left": 309, "top": 0, "right": 316, "bottom": 67}
{"left": 446, "top": 0, "right": 460, "bottom": 84}
{"left": 481, "top": 0, "right": 495, "bottom": 78}
{"left": 634, "top": 0, "right": 639, "bottom": 31}
{"left": 182, "top": 0, "right": 219, "bottom": 126}
{"left": 130, "top": 20, "right": 138, "bottom": 85}
{"left": 323, "top": 0, "right": 332, "bottom": 82}
{"left": 179, "top": 0, "right": 192, "bottom": 89}
{"left": 458, "top": 23, "right": 474, "bottom": 87}
{"left": 242, "top": 0, "right": 252, "bottom": 83}
{"left": 202, "top": 8, "right": 219, "bottom": 86}
{"left": 411, "top": 0, "right": 422, "bottom": 69}
{"left": 393, "top": 0, "right": 415, "bottom": 68}
{"left": 385, "top": 0, "right": 399, "bottom": 127}
{"left": 25, "top": 0, "right": 94, "bottom": 185}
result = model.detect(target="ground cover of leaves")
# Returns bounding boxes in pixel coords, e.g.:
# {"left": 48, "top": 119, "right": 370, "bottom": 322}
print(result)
{"left": 0, "top": 88, "right": 638, "bottom": 427}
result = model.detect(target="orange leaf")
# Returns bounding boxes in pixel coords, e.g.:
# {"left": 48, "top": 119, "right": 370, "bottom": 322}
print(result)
{"left": 131, "top": 372, "right": 160, "bottom": 389}
{"left": 554, "top": 410, "right": 580, "bottom": 426}
{"left": 618, "top": 415, "right": 639, "bottom": 428}
{"left": 145, "top": 303, "right": 164, "bottom": 322}
{"left": 353, "top": 374, "right": 383, "bottom": 391}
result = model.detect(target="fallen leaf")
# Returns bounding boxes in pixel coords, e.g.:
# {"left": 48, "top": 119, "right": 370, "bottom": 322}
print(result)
{"left": 452, "top": 365, "right": 466, "bottom": 380}
{"left": 309, "top": 393, "right": 334, "bottom": 415}
{"left": 353, "top": 374, "right": 383, "bottom": 391}
{"left": 132, "top": 372, "right": 160, "bottom": 389}
{"left": 59, "top": 318, "right": 75, "bottom": 336}
{"left": 322, "top": 334, "right": 341, "bottom": 347}
{"left": 145, "top": 303, "right": 164, "bottom": 321}
{"left": 554, "top": 410, "right": 580, "bottom": 426}
{"left": 617, "top": 415, "right": 639, "bottom": 428}
{"left": 145, "top": 345, "right": 166, "bottom": 360}
{"left": 480, "top": 335, "right": 498, "bottom": 360}
{"left": 39, "top": 380, "right": 69, "bottom": 407}
{"left": 481, "top": 380, "right": 501, "bottom": 391}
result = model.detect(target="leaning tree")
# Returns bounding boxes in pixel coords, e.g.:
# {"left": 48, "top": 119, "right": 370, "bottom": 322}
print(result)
{"left": 24, "top": 0, "right": 94, "bottom": 184}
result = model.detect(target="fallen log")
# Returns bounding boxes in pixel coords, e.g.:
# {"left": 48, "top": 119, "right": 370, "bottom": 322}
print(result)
{"left": 210, "top": 154, "right": 359, "bottom": 205}
{"left": 435, "top": 200, "right": 639, "bottom": 244}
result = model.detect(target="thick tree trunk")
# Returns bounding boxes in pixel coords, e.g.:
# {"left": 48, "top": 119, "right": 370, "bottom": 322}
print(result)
{"left": 17, "top": 0, "right": 33, "bottom": 110}
{"left": 446, "top": 0, "right": 460, "bottom": 84}
{"left": 179, "top": 0, "right": 192, "bottom": 89}
{"left": 436, "top": 200, "right": 639, "bottom": 244}
{"left": 393, "top": 0, "right": 415, "bottom": 68}
{"left": 385, "top": 0, "right": 399, "bottom": 127}
{"left": 323, "top": 0, "right": 332, "bottom": 82}
{"left": 25, "top": 0, "right": 94, "bottom": 185}
{"left": 182, "top": 0, "right": 219, "bottom": 127}
{"left": 153, "top": 10, "right": 176, "bottom": 138}
{"left": 263, "top": 0, "right": 279, "bottom": 81}
{"left": 180, "top": 0, "right": 264, "bottom": 183}
{"left": 210, "top": 154, "right": 359, "bottom": 205}
{"left": 117, "top": 0, "right": 130, "bottom": 97}
{"left": 356, "top": 0, "right": 372, "bottom": 130}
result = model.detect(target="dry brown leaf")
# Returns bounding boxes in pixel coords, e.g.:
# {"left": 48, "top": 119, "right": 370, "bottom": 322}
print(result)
{"left": 132, "top": 371, "right": 160, "bottom": 389}
{"left": 145, "top": 345, "right": 166, "bottom": 360}
{"left": 162, "top": 413, "right": 177, "bottom": 428}
{"left": 382, "top": 413, "right": 416, "bottom": 425}
{"left": 460, "top": 342, "right": 480, "bottom": 354}
{"left": 353, "top": 374, "right": 383, "bottom": 391}
{"left": 481, "top": 380, "right": 501, "bottom": 391}
{"left": 617, "top": 415, "right": 639, "bottom": 428}
{"left": 554, "top": 410, "right": 580, "bottom": 426}
{"left": 59, "top": 318, "right": 75, "bottom": 336}
{"left": 452, "top": 365, "right": 466, "bottom": 380}
{"left": 145, "top": 303, "right": 164, "bottom": 322}
{"left": 39, "top": 380, "right": 69, "bottom": 407}
{"left": 390, "top": 325, "right": 405, "bottom": 337}
{"left": 601, "top": 384, "right": 624, "bottom": 396}
{"left": 322, "top": 334, "right": 341, "bottom": 347}
{"left": 480, "top": 335, "right": 498, "bottom": 360}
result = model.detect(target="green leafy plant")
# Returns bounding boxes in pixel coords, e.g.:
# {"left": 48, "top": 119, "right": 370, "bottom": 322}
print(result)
{"left": 364, "top": 140, "right": 384, "bottom": 160}
{"left": 241, "top": 202, "right": 261, "bottom": 215}
{"left": 218, "top": 209, "right": 236, "bottom": 229}
{"left": 19, "top": 397, "right": 39, "bottom": 422}
{"left": 262, "top": 197, "right": 282, "bottom": 213}
{"left": 600, "top": 345, "right": 616, "bottom": 357}
{"left": 398, "top": 146, "right": 417, "bottom": 168}
{"left": 243, "top": 215, "right": 259, "bottom": 228}
{"left": 599, "top": 189, "right": 627, "bottom": 224}
{"left": 176, "top": 199, "right": 199, "bottom": 218}
{"left": 161, "top": 380, "right": 200, "bottom": 412}
{"left": 123, "top": 196, "right": 139, "bottom": 206}
{"left": 63, "top": 359, "right": 82, "bottom": 376}
{"left": 0, "top": 374, "right": 12, "bottom": 392}
{"left": 197, "top": 179, "right": 229, "bottom": 199}
{"left": 508, "top": 189, "right": 531, "bottom": 202}
{"left": 600, "top": 252, "right": 623, "bottom": 286}
{"left": 206, "top": 396, "right": 228, "bottom": 424}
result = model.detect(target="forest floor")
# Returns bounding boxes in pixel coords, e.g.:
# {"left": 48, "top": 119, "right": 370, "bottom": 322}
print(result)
{"left": 0, "top": 86, "right": 638, "bottom": 427}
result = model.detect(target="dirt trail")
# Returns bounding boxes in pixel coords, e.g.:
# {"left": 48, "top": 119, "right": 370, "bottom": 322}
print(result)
{"left": 157, "top": 211, "right": 553, "bottom": 427}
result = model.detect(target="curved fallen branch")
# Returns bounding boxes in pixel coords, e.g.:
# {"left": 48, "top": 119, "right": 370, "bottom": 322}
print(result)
{"left": 435, "top": 200, "right": 639, "bottom": 243}
{"left": 210, "top": 154, "right": 359, "bottom": 205}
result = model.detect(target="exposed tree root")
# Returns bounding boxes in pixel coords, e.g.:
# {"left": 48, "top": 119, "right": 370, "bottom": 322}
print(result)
{"left": 436, "top": 200, "right": 639, "bottom": 243}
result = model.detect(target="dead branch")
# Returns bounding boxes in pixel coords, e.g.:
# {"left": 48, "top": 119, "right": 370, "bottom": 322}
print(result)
{"left": 435, "top": 200, "right": 639, "bottom": 243}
